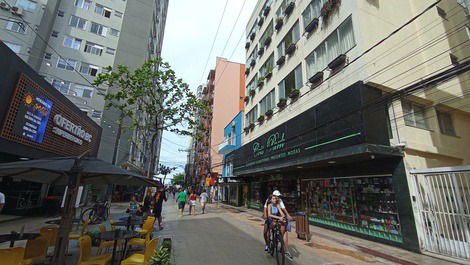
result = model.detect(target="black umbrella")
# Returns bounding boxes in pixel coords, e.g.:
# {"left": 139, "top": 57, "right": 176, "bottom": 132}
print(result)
{"left": 0, "top": 156, "right": 160, "bottom": 265}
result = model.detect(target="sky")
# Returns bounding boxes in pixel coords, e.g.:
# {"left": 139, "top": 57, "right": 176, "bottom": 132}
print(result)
{"left": 159, "top": 0, "right": 258, "bottom": 182}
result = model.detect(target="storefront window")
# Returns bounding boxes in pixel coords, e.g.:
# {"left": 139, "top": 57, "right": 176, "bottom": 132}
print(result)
{"left": 266, "top": 179, "right": 298, "bottom": 212}
{"left": 249, "top": 182, "right": 262, "bottom": 209}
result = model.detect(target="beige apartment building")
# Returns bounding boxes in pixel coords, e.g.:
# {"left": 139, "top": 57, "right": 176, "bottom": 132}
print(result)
{"left": 232, "top": 0, "right": 470, "bottom": 260}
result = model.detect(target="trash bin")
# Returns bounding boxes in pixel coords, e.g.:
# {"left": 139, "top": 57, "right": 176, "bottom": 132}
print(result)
{"left": 295, "top": 212, "right": 310, "bottom": 240}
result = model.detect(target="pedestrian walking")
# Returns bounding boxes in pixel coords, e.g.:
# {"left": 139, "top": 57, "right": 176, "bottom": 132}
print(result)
{"left": 188, "top": 191, "right": 197, "bottom": 215}
{"left": 200, "top": 189, "right": 209, "bottom": 214}
{"left": 142, "top": 189, "right": 153, "bottom": 216}
{"left": 176, "top": 189, "right": 188, "bottom": 216}
{"left": 0, "top": 191, "right": 5, "bottom": 214}
{"left": 154, "top": 187, "right": 167, "bottom": 230}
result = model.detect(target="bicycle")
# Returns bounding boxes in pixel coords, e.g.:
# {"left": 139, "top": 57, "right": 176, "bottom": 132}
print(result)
{"left": 80, "top": 201, "right": 110, "bottom": 223}
{"left": 268, "top": 218, "right": 286, "bottom": 265}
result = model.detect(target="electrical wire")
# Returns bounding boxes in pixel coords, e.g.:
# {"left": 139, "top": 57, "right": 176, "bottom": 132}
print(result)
{"left": 220, "top": 0, "right": 248, "bottom": 58}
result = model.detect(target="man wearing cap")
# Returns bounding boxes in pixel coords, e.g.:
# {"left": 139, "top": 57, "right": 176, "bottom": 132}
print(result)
{"left": 263, "top": 190, "right": 293, "bottom": 260}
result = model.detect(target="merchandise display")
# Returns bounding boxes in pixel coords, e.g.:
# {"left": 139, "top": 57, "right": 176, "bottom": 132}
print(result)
{"left": 267, "top": 179, "right": 298, "bottom": 212}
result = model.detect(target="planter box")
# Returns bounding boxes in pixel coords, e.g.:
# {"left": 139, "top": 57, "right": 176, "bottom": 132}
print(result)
{"left": 250, "top": 32, "right": 256, "bottom": 41}
{"left": 258, "top": 47, "right": 264, "bottom": 56}
{"left": 249, "top": 90, "right": 255, "bottom": 96}
{"left": 265, "top": 109, "right": 273, "bottom": 117}
{"left": 285, "top": 43, "right": 296, "bottom": 56}
{"left": 162, "top": 238, "right": 172, "bottom": 253}
{"left": 250, "top": 59, "right": 256, "bottom": 67}
{"left": 288, "top": 89, "right": 300, "bottom": 99}
{"left": 245, "top": 42, "right": 250, "bottom": 49}
{"left": 277, "top": 99, "right": 287, "bottom": 108}
{"left": 258, "top": 17, "right": 264, "bottom": 27}
{"left": 264, "top": 37, "right": 272, "bottom": 47}
{"left": 257, "top": 116, "right": 265, "bottom": 123}
{"left": 265, "top": 71, "right": 272, "bottom": 80}
{"left": 284, "top": 2, "right": 295, "bottom": 16}
{"left": 276, "top": 56, "right": 285, "bottom": 66}
{"left": 244, "top": 96, "right": 250, "bottom": 103}
{"left": 275, "top": 19, "right": 283, "bottom": 30}
{"left": 308, "top": 71, "right": 323, "bottom": 84}
{"left": 244, "top": 127, "right": 250, "bottom": 133}
{"left": 245, "top": 68, "right": 250, "bottom": 75}
{"left": 257, "top": 81, "right": 264, "bottom": 88}
{"left": 263, "top": 6, "right": 270, "bottom": 16}
{"left": 328, "top": 54, "right": 346, "bottom": 70}
{"left": 305, "top": 18, "right": 319, "bottom": 33}
{"left": 249, "top": 123, "right": 255, "bottom": 130}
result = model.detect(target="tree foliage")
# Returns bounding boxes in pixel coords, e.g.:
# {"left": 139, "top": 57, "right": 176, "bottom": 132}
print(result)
{"left": 93, "top": 58, "right": 207, "bottom": 137}
{"left": 171, "top": 173, "right": 185, "bottom": 185}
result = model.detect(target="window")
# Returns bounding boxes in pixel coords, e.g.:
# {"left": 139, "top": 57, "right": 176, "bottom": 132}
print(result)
{"left": 44, "top": 52, "right": 52, "bottom": 60}
{"left": 106, "top": 47, "right": 115, "bottom": 55}
{"left": 3, "top": 41, "right": 21, "bottom": 53}
{"left": 246, "top": 106, "right": 258, "bottom": 125}
{"left": 278, "top": 63, "right": 302, "bottom": 98}
{"left": 79, "top": 62, "right": 100, "bottom": 76}
{"left": 402, "top": 101, "right": 429, "bottom": 130}
{"left": 110, "top": 28, "right": 120, "bottom": 37}
{"left": 246, "top": 74, "right": 257, "bottom": 95}
{"left": 15, "top": 0, "right": 36, "bottom": 11}
{"left": 6, "top": 21, "right": 26, "bottom": 34}
{"left": 277, "top": 21, "right": 300, "bottom": 57}
{"left": 90, "top": 22, "right": 108, "bottom": 36}
{"left": 57, "top": 57, "right": 77, "bottom": 71}
{"left": 437, "top": 109, "right": 456, "bottom": 136}
{"left": 71, "top": 84, "right": 93, "bottom": 98}
{"left": 114, "top": 11, "right": 123, "bottom": 18}
{"left": 260, "top": 89, "right": 276, "bottom": 114}
{"left": 51, "top": 31, "right": 59, "bottom": 37}
{"left": 247, "top": 45, "right": 258, "bottom": 67}
{"left": 247, "top": 23, "right": 258, "bottom": 44}
{"left": 75, "top": 0, "right": 91, "bottom": 10}
{"left": 95, "top": 4, "right": 112, "bottom": 18}
{"left": 260, "top": 53, "right": 274, "bottom": 77}
{"left": 69, "top": 15, "right": 87, "bottom": 30}
{"left": 305, "top": 16, "right": 355, "bottom": 77}
{"left": 52, "top": 79, "right": 70, "bottom": 94}
{"left": 276, "top": 0, "right": 294, "bottom": 17}
{"left": 63, "top": 36, "right": 82, "bottom": 50}
{"left": 84, "top": 41, "right": 103, "bottom": 56}
{"left": 303, "top": 0, "right": 322, "bottom": 29}
{"left": 260, "top": 21, "right": 273, "bottom": 45}
{"left": 57, "top": 11, "right": 64, "bottom": 17}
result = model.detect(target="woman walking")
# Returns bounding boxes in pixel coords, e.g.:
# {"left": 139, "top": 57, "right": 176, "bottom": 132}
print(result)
{"left": 188, "top": 191, "right": 197, "bottom": 215}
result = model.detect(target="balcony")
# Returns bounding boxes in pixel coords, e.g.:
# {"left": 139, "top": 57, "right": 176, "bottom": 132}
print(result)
{"left": 218, "top": 137, "right": 236, "bottom": 154}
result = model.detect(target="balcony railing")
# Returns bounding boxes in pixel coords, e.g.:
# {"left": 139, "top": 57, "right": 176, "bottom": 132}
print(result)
{"left": 218, "top": 137, "right": 236, "bottom": 154}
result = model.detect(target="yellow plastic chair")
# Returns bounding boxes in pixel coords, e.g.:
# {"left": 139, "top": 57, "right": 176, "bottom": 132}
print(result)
{"left": 125, "top": 232, "right": 158, "bottom": 257}
{"left": 40, "top": 226, "right": 58, "bottom": 248}
{"left": 120, "top": 237, "right": 159, "bottom": 265}
{"left": 97, "top": 224, "right": 123, "bottom": 254}
{"left": 22, "top": 236, "right": 49, "bottom": 265}
{"left": 0, "top": 247, "right": 25, "bottom": 265}
{"left": 138, "top": 216, "right": 155, "bottom": 237}
{"left": 78, "top": 236, "right": 111, "bottom": 265}
{"left": 70, "top": 219, "right": 90, "bottom": 241}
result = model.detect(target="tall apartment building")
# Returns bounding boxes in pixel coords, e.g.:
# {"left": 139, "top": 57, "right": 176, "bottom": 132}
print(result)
{"left": 0, "top": 0, "right": 169, "bottom": 172}
{"left": 232, "top": 0, "right": 470, "bottom": 258}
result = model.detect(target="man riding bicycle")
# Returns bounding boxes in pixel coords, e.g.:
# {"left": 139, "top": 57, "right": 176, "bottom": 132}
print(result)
{"left": 263, "top": 190, "right": 293, "bottom": 261}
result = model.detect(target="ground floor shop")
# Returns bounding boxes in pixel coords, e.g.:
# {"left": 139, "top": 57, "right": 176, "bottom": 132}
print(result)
{"left": 220, "top": 181, "right": 248, "bottom": 207}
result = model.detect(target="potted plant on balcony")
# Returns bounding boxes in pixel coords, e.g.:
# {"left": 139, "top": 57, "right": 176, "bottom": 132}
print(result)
{"left": 250, "top": 32, "right": 256, "bottom": 41}
{"left": 245, "top": 41, "right": 250, "bottom": 49}
{"left": 244, "top": 96, "right": 250, "bottom": 103}
{"left": 249, "top": 89, "right": 256, "bottom": 97}
{"left": 276, "top": 55, "right": 286, "bottom": 66}
{"left": 263, "top": 6, "right": 271, "bottom": 16}
{"left": 285, "top": 42, "right": 296, "bottom": 56}
{"left": 264, "top": 36, "right": 272, "bottom": 47}
{"left": 249, "top": 122, "right": 255, "bottom": 130}
{"left": 305, "top": 17, "right": 319, "bottom": 33}
{"left": 245, "top": 68, "right": 250, "bottom": 76}
{"left": 308, "top": 71, "right": 324, "bottom": 87}
{"left": 275, "top": 17, "right": 284, "bottom": 30}
{"left": 264, "top": 66, "right": 273, "bottom": 80}
{"left": 265, "top": 108, "right": 274, "bottom": 117}
{"left": 258, "top": 17, "right": 264, "bottom": 27}
{"left": 244, "top": 126, "right": 250, "bottom": 133}
{"left": 328, "top": 54, "right": 346, "bottom": 71}
{"left": 258, "top": 47, "right": 264, "bottom": 56}
{"left": 257, "top": 76, "right": 265, "bottom": 88}
{"left": 284, "top": 1, "right": 295, "bottom": 16}
{"left": 320, "top": 0, "right": 332, "bottom": 18}
{"left": 257, "top": 114, "right": 265, "bottom": 123}
{"left": 288, "top": 88, "right": 300, "bottom": 99}
{"left": 277, "top": 98, "right": 287, "bottom": 108}
{"left": 250, "top": 59, "right": 256, "bottom": 67}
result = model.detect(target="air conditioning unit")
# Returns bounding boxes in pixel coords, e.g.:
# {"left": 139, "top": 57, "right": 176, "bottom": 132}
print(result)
{"left": 12, "top": 7, "right": 24, "bottom": 16}
{"left": 0, "top": 2, "right": 10, "bottom": 10}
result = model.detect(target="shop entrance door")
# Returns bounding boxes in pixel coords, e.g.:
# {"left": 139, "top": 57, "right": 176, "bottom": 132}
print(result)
{"left": 411, "top": 166, "right": 470, "bottom": 260}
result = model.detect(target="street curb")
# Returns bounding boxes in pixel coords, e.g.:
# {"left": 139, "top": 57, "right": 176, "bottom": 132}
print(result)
{"left": 0, "top": 216, "right": 25, "bottom": 224}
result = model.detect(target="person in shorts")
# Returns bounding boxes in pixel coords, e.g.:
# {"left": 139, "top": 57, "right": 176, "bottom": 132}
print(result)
{"left": 188, "top": 191, "right": 197, "bottom": 215}
{"left": 176, "top": 189, "right": 188, "bottom": 216}
{"left": 199, "top": 189, "right": 209, "bottom": 214}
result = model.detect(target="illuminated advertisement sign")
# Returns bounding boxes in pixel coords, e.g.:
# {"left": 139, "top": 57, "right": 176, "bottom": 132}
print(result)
{"left": 12, "top": 86, "right": 53, "bottom": 143}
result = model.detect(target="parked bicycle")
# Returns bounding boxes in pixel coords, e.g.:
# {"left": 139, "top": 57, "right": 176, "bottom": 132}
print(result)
{"left": 268, "top": 219, "right": 286, "bottom": 265}
{"left": 80, "top": 201, "right": 110, "bottom": 223}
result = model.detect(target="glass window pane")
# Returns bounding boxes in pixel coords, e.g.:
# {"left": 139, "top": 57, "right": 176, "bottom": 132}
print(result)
{"left": 278, "top": 81, "right": 285, "bottom": 99}
{"left": 339, "top": 18, "right": 355, "bottom": 53}
{"left": 326, "top": 31, "right": 340, "bottom": 63}
{"left": 295, "top": 64, "right": 303, "bottom": 90}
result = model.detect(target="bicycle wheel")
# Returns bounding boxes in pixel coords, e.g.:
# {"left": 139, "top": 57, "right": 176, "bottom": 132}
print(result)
{"left": 269, "top": 230, "right": 276, "bottom": 256}
{"left": 81, "top": 208, "right": 96, "bottom": 223}
{"left": 277, "top": 233, "right": 285, "bottom": 265}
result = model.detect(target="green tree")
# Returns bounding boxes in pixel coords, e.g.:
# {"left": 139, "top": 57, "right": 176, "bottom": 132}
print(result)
{"left": 93, "top": 58, "right": 207, "bottom": 173}
{"left": 171, "top": 173, "right": 185, "bottom": 185}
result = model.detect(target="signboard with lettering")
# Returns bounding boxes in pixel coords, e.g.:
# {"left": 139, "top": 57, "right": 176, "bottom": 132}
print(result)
{"left": 12, "top": 86, "right": 53, "bottom": 143}
{"left": 232, "top": 82, "right": 389, "bottom": 175}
